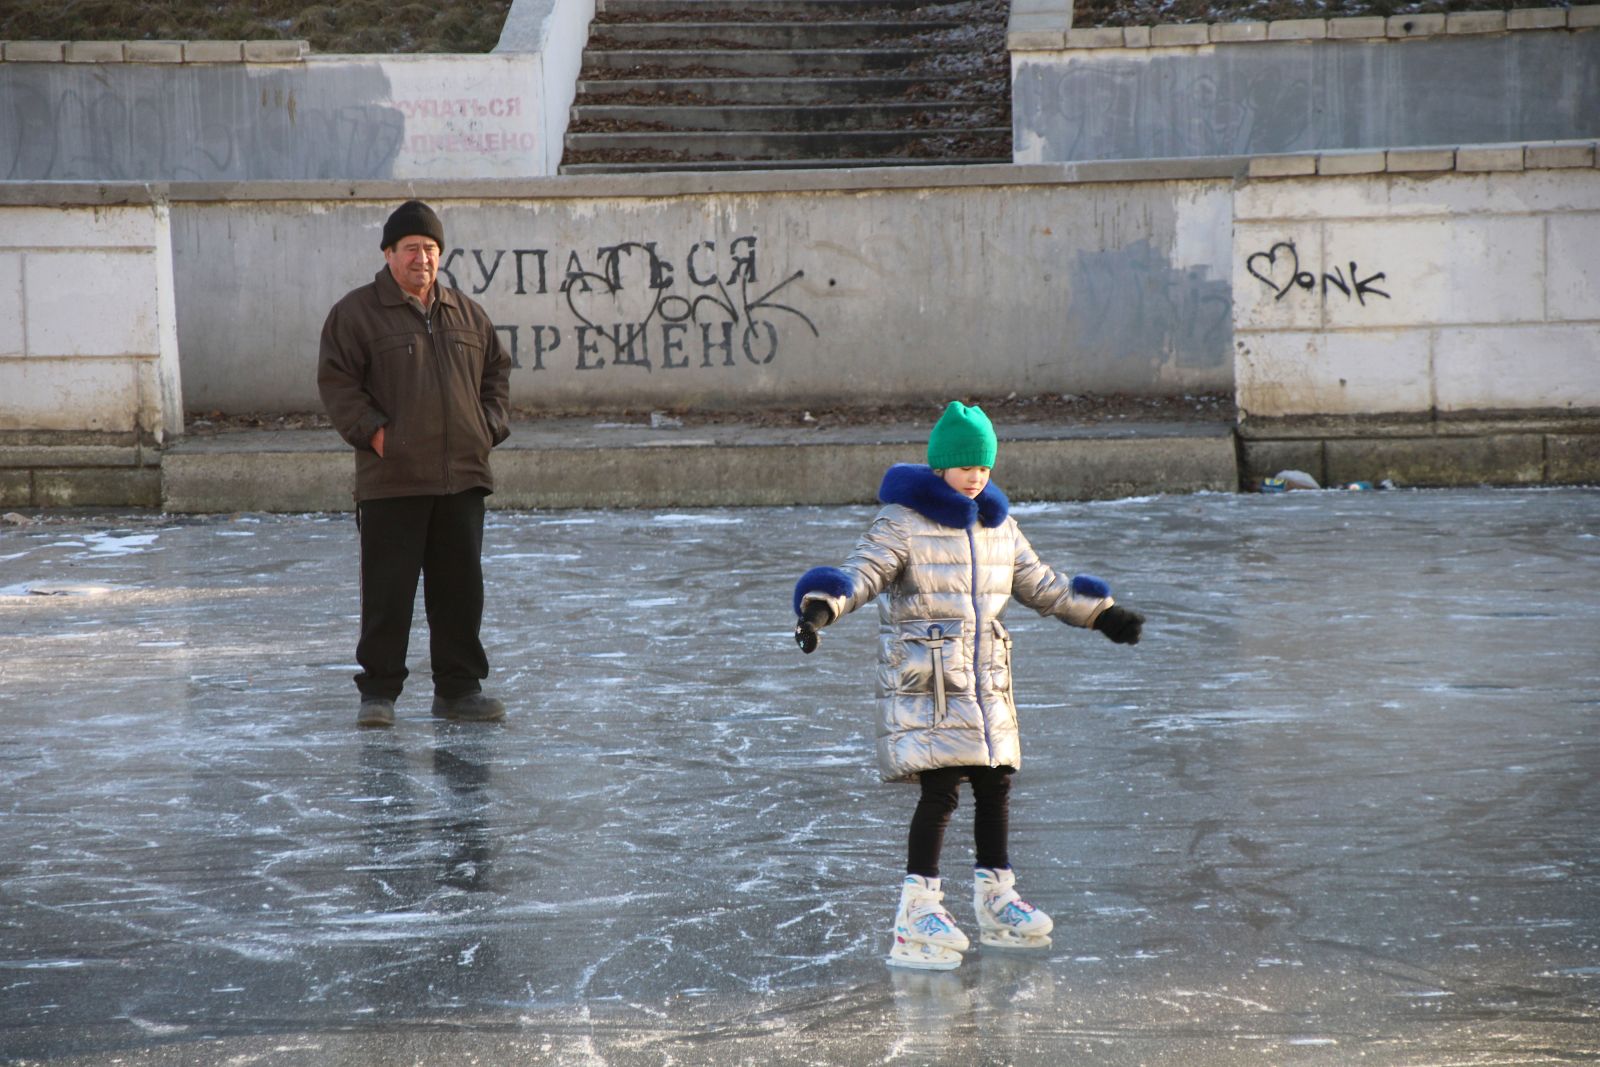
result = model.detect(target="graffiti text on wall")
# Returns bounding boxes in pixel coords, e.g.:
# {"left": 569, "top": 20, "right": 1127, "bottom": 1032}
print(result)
{"left": 1247, "top": 241, "right": 1391, "bottom": 305}
{"left": 441, "top": 235, "right": 820, "bottom": 372}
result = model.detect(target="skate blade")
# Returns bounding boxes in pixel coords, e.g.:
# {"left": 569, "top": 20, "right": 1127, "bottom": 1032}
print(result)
{"left": 978, "top": 930, "right": 1052, "bottom": 950}
{"left": 888, "top": 938, "right": 964, "bottom": 971}
{"left": 888, "top": 950, "right": 963, "bottom": 971}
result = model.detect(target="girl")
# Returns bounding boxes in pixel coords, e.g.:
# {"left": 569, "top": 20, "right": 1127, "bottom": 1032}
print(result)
{"left": 791, "top": 401, "right": 1143, "bottom": 970}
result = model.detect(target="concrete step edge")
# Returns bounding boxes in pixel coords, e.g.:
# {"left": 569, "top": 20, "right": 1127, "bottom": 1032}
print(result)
{"left": 558, "top": 156, "right": 1012, "bottom": 172}
{"left": 567, "top": 126, "right": 1010, "bottom": 144}
{"left": 160, "top": 431, "right": 1240, "bottom": 513}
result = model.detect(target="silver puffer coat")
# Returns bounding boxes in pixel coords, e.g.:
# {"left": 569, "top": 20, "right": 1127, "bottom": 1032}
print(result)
{"left": 794, "top": 464, "right": 1115, "bottom": 783}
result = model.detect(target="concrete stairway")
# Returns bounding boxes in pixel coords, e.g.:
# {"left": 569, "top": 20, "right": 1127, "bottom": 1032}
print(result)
{"left": 560, "top": 0, "right": 1011, "bottom": 173}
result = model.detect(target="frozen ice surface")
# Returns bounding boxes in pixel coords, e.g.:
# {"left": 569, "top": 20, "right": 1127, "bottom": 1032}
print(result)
{"left": 0, "top": 489, "right": 1597, "bottom": 1064}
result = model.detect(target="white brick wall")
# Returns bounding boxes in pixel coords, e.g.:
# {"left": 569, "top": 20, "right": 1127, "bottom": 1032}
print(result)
{"left": 0, "top": 204, "right": 182, "bottom": 438}
{"left": 1234, "top": 162, "right": 1600, "bottom": 418}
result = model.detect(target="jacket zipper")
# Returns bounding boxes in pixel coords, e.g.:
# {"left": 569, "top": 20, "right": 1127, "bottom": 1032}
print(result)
{"left": 927, "top": 624, "right": 949, "bottom": 723}
{"left": 967, "top": 526, "right": 995, "bottom": 764}
{"left": 423, "top": 306, "right": 453, "bottom": 493}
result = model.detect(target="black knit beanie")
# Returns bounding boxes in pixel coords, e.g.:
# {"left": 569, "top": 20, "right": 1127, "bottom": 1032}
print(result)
{"left": 380, "top": 200, "right": 445, "bottom": 251}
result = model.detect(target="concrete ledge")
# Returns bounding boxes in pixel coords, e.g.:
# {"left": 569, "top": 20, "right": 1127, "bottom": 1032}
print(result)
{"left": 242, "top": 40, "right": 308, "bottom": 62}
{"left": 1250, "top": 154, "right": 1317, "bottom": 178}
{"left": 1317, "top": 150, "right": 1385, "bottom": 175}
{"left": 124, "top": 41, "right": 184, "bottom": 63}
{"left": 1548, "top": 433, "right": 1600, "bottom": 483}
{"left": 1268, "top": 19, "right": 1327, "bottom": 40}
{"left": 162, "top": 448, "right": 353, "bottom": 513}
{"left": 1387, "top": 13, "right": 1447, "bottom": 38}
{"left": 41, "top": 415, "right": 1600, "bottom": 512}
{"left": 181, "top": 41, "right": 245, "bottom": 63}
{"left": 1386, "top": 147, "right": 1456, "bottom": 172}
{"left": 1151, "top": 24, "right": 1210, "bottom": 47}
{"left": 1457, "top": 145, "right": 1526, "bottom": 172}
{"left": 0, "top": 445, "right": 151, "bottom": 469}
{"left": 64, "top": 41, "right": 125, "bottom": 63}
{"left": 161, "top": 422, "right": 1238, "bottom": 513}
{"left": 1527, "top": 143, "right": 1596, "bottom": 168}
{"left": 0, "top": 470, "right": 32, "bottom": 507}
{"left": 1328, "top": 17, "right": 1387, "bottom": 39}
{"left": 1007, "top": 0, "right": 1073, "bottom": 50}
{"left": 1210, "top": 22, "right": 1267, "bottom": 43}
{"left": 1324, "top": 434, "right": 1546, "bottom": 487}
{"left": 1240, "top": 140, "right": 1598, "bottom": 180}
{"left": 1508, "top": 8, "right": 1566, "bottom": 29}
{"left": 1026, "top": 4, "right": 1590, "bottom": 50}
{"left": 1, "top": 38, "right": 309, "bottom": 64}
{"left": 1446, "top": 11, "right": 1507, "bottom": 34}
{"left": 1238, "top": 416, "right": 1600, "bottom": 489}
{"left": 3, "top": 42, "right": 66, "bottom": 62}
{"left": 34, "top": 468, "right": 162, "bottom": 508}
{"left": 0, "top": 159, "right": 1258, "bottom": 205}
{"left": 1064, "top": 27, "right": 1125, "bottom": 48}
{"left": 0, "top": 444, "right": 161, "bottom": 506}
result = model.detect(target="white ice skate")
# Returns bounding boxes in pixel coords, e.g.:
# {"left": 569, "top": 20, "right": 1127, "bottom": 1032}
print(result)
{"left": 973, "top": 867, "right": 1053, "bottom": 950}
{"left": 888, "top": 875, "right": 971, "bottom": 971}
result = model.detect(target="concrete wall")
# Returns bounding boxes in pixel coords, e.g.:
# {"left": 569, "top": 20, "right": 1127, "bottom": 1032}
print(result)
{"left": 1233, "top": 143, "right": 1600, "bottom": 422}
{"left": 0, "top": 0, "right": 594, "bottom": 181}
{"left": 0, "top": 196, "right": 183, "bottom": 441}
{"left": 495, "top": 0, "right": 596, "bottom": 178}
{"left": 165, "top": 165, "right": 1238, "bottom": 413}
{"left": 1011, "top": 10, "right": 1600, "bottom": 164}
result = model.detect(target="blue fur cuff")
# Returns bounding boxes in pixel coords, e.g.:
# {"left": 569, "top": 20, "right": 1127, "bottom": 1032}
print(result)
{"left": 1071, "top": 574, "right": 1111, "bottom": 599}
{"left": 793, "top": 566, "right": 853, "bottom": 615}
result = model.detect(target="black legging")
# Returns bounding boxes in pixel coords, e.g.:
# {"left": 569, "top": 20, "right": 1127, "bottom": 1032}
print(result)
{"left": 906, "top": 765, "right": 1013, "bottom": 879}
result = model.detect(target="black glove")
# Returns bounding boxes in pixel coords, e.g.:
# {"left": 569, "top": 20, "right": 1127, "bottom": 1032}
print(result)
{"left": 1093, "top": 605, "right": 1144, "bottom": 645}
{"left": 794, "top": 600, "right": 835, "bottom": 654}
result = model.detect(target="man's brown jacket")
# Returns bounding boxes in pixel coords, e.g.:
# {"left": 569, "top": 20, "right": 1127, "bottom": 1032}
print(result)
{"left": 318, "top": 267, "right": 513, "bottom": 503}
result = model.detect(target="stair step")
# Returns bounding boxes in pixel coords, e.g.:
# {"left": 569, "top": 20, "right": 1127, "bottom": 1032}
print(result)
{"left": 580, "top": 48, "right": 943, "bottom": 75}
{"left": 587, "top": 21, "right": 964, "bottom": 49}
{"left": 560, "top": 156, "right": 1012, "bottom": 174}
{"left": 574, "top": 75, "right": 986, "bottom": 104}
{"left": 572, "top": 102, "right": 1004, "bottom": 132}
{"left": 564, "top": 127, "right": 1011, "bottom": 159}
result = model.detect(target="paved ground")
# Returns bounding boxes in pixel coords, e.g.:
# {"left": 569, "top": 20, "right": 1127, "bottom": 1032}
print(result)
{"left": 1, "top": 487, "right": 1597, "bottom": 1065}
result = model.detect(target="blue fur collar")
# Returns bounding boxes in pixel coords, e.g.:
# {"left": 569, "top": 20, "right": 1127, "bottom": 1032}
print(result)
{"left": 878, "top": 464, "right": 1009, "bottom": 529}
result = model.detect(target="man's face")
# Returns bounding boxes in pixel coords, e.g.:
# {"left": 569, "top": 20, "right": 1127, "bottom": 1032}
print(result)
{"left": 384, "top": 235, "right": 440, "bottom": 300}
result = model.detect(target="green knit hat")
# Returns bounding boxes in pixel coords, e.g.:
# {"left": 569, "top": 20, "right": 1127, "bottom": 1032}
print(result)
{"left": 926, "top": 401, "right": 997, "bottom": 469}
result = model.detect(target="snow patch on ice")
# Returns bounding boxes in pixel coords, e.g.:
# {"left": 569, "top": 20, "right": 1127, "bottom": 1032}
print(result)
{"left": 84, "top": 532, "right": 159, "bottom": 555}
{"left": 651, "top": 514, "right": 743, "bottom": 526}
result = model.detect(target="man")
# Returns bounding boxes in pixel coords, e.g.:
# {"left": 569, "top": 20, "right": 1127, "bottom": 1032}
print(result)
{"left": 318, "top": 199, "right": 513, "bottom": 728}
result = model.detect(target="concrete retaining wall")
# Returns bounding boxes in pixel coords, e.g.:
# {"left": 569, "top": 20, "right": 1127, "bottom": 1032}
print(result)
{"left": 1233, "top": 145, "right": 1600, "bottom": 421}
{"left": 1011, "top": 10, "right": 1600, "bottom": 163}
{"left": 0, "top": 199, "right": 182, "bottom": 441}
{"left": 0, "top": 0, "right": 593, "bottom": 180}
{"left": 165, "top": 165, "right": 1238, "bottom": 413}
{"left": 1232, "top": 142, "right": 1600, "bottom": 488}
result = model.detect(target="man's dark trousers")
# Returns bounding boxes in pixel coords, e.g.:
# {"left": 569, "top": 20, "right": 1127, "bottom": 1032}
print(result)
{"left": 355, "top": 489, "right": 489, "bottom": 701}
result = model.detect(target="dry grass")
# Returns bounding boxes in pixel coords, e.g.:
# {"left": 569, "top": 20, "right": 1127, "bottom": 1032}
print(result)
{"left": 0, "top": 0, "right": 513, "bottom": 53}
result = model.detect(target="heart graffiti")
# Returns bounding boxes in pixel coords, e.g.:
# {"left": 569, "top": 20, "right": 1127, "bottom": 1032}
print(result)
{"left": 1246, "top": 240, "right": 1316, "bottom": 301}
